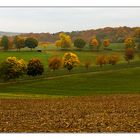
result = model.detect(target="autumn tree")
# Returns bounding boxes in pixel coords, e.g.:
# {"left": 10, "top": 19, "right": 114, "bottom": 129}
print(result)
{"left": 134, "top": 28, "right": 140, "bottom": 50}
{"left": 108, "top": 54, "right": 120, "bottom": 65}
{"left": 124, "top": 37, "right": 135, "bottom": 49}
{"left": 0, "top": 36, "right": 9, "bottom": 50}
{"left": 63, "top": 52, "right": 80, "bottom": 71}
{"left": 0, "top": 57, "right": 26, "bottom": 81}
{"left": 25, "top": 37, "right": 38, "bottom": 51}
{"left": 27, "top": 58, "right": 44, "bottom": 76}
{"left": 96, "top": 54, "right": 108, "bottom": 67}
{"left": 90, "top": 37, "right": 99, "bottom": 51}
{"left": 124, "top": 48, "right": 135, "bottom": 64}
{"left": 14, "top": 36, "right": 25, "bottom": 51}
{"left": 103, "top": 39, "right": 110, "bottom": 48}
{"left": 48, "top": 56, "right": 62, "bottom": 71}
{"left": 55, "top": 33, "right": 72, "bottom": 49}
{"left": 74, "top": 38, "right": 86, "bottom": 49}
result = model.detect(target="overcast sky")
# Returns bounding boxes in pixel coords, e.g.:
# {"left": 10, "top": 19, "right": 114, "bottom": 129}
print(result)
{"left": 0, "top": 7, "right": 139, "bottom": 33}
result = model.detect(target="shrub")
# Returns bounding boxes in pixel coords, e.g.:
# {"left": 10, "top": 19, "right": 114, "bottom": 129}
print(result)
{"left": 84, "top": 61, "right": 92, "bottom": 70}
{"left": 63, "top": 52, "right": 80, "bottom": 71}
{"left": 74, "top": 38, "right": 86, "bottom": 49}
{"left": 0, "top": 57, "right": 26, "bottom": 81}
{"left": 124, "top": 48, "right": 135, "bottom": 64}
{"left": 96, "top": 55, "right": 108, "bottom": 67}
{"left": 27, "top": 58, "right": 44, "bottom": 76}
{"left": 48, "top": 56, "right": 62, "bottom": 71}
{"left": 108, "top": 54, "right": 120, "bottom": 65}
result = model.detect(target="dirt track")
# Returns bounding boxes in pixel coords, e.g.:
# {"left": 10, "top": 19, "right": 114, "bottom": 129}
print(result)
{"left": 0, "top": 95, "right": 140, "bottom": 132}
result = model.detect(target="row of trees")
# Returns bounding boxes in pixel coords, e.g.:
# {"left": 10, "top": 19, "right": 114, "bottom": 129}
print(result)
{"left": 0, "top": 48, "right": 135, "bottom": 81}
{"left": 55, "top": 33, "right": 110, "bottom": 50}
{"left": 0, "top": 36, "right": 38, "bottom": 51}
{"left": 55, "top": 31, "right": 140, "bottom": 51}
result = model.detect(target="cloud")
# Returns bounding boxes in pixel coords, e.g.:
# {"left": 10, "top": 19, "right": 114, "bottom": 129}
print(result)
{"left": 0, "top": 8, "right": 139, "bottom": 33}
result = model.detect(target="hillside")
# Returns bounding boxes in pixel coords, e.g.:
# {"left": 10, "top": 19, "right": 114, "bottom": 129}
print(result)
{"left": 0, "top": 31, "right": 20, "bottom": 37}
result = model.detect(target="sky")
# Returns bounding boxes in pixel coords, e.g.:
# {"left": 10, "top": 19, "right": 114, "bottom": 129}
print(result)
{"left": 0, "top": 7, "right": 140, "bottom": 33}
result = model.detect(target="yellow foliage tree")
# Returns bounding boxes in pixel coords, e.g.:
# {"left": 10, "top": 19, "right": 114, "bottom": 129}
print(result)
{"left": 124, "top": 37, "right": 135, "bottom": 48}
{"left": 63, "top": 52, "right": 80, "bottom": 71}
{"left": 55, "top": 33, "right": 72, "bottom": 49}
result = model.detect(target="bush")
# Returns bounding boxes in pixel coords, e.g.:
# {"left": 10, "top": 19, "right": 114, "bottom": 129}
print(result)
{"left": 48, "top": 56, "right": 62, "bottom": 71}
{"left": 84, "top": 61, "right": 92, "bottom": 70}
{"left": 96, "top": 55, "right": 108, "bottom": 67}
{"left": 63, "top": 52, "right": 80, "bottom": 71}
{"left": 108, "top": 54, "right": 120, "bottom": 65}
{"left": 27, "top": 58, "right": 44, "bottom": 76}
{"left": 0, "top": 57, "right": 26, "bottom": 81}
{"left": 124, "top": 48, "right": 135, "bottom": 64}
{"left": 74, "top": 38, "right": 86, "bottom": 49}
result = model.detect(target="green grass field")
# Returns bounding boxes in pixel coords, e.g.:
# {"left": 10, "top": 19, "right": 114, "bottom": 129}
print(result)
{"left": 0, "top": 43, "right": 140, "bottom": 98}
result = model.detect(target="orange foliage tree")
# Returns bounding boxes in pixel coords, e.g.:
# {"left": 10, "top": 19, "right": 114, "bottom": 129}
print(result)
{"left": 103, "top": 39, "right": 110, "bottom": 48}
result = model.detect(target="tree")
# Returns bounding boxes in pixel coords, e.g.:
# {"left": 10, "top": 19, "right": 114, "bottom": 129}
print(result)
{"left": 55, "top": 33, "right": 72, "bottom": 49}
{"left": 90, "top": 37, "right": 99, "bottom": 51}
{"left": 134, "top": 28, "right": 140, "bottom": 50}
{"left": 63, "top": 52, "right": 80, "bottom": 71}
{"left": 108, "top": 54, "right": 119, "bottom": 65}
{"left": 124, "top": 48, "right": 135, "bottom": 64}
{"left": 0, "top": 57, "right": 26, "bottom": 81}
{"left": 103, "top": 39, "right": 110, "bottom": 48}
{"left": 27, "top": 58, "right": 44, "bottom": 76}
{"left": 124, "top": 37, "right": 135, "bottom": 49}
{"left": 0, "top": 36, "right": 9, "bottom": 50}
{"left": 74, "top": 38, "right": 86, "bottom": 49}
{"left": 48, "top": 56, "right": 62, "bottom": 71}
{"left": 84, "top": 61, "right": 92, "bottom": 70}
{"left": 14, "top": 36, "right": 25, "bottom": 51}
{"left": 96, "top": 54, "right": 108, "bottom": 67}
{"left": 25, "top": 37, "right": 38, "bottom": 51}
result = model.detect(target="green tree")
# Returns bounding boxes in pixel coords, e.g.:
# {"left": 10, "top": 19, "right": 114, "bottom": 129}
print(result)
{"left": 74, "top": 38, "right": 86, "bottom": 49}
{"left": 1, "top": 36, "right": 9, "bottom": 50}
{"left": 25, "top": 37, "right": 38, "bottom": 51}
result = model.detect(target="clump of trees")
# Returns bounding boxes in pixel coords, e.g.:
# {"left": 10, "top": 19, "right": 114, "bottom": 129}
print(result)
{"left": 55, "top": 33, "right": 72, "bottom": 49}
{"left": 63, "top": 52, "right": 80, "bottom": 71}
{"left": 74, "top": 38, "right": 86, "bottom": 49}
{"left": 48, "top": 56, "right": 62, "bottom": 71}
{"left": 27, "top": 58, "right": 44, "bottom": 76}
{"left": 124, "top": 48, "right": 135, "bottom": 64}
{"left": 0, "top": 57, "right": 26, "bottom": 80}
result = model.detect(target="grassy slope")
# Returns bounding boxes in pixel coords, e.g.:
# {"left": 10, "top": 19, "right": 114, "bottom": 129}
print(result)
{"left": 0, "top": 66, "right": 140, "bottom": 98}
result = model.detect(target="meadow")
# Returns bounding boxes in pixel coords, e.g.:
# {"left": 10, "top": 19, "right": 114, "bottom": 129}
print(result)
{"left": 0, "top": 42, "right": 140, "bottom": 132}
